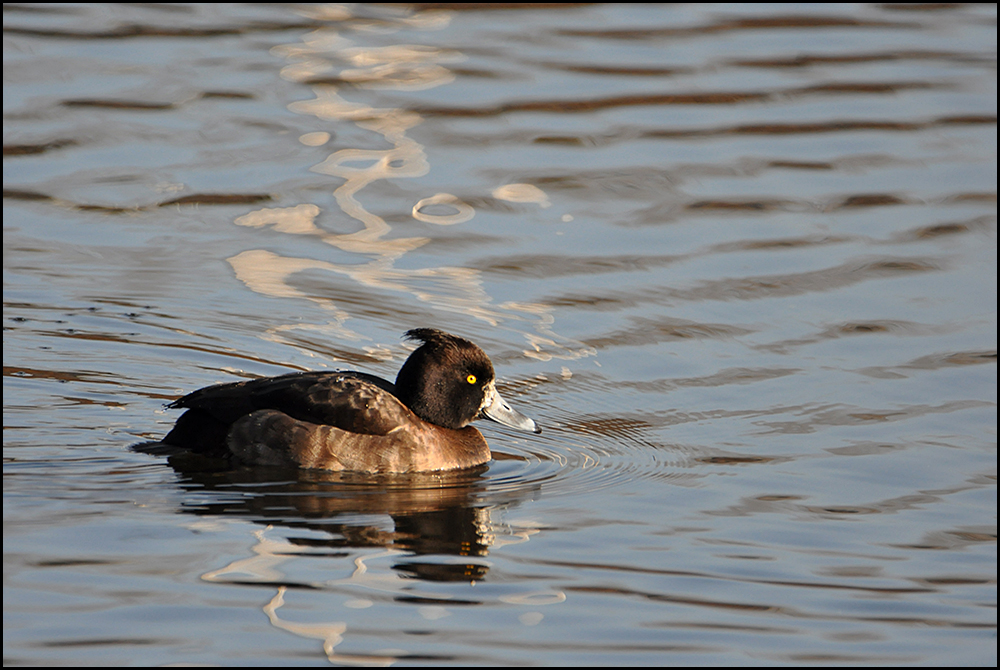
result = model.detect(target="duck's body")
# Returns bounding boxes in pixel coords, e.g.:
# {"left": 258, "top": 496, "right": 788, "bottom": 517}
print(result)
{"left": 158, "top": 329, "right": 539, "bottom": 473}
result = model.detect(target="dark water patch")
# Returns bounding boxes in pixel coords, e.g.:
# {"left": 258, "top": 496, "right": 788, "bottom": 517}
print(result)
{"left": 837, "top": 321, "right": 915, "bottom": 335}
{"left": 755, "top": 400, "right": 993, "bottom": 433}
{"left": 32, "top": 557, "right": 123, "bottom": 568}
{"left": 794, "top": 81, "right": 946, "bottom": 96}
{"left": 555, "top": 15, "right": 919, "bottom": 40}
{"left": 696, "top": 454, "right": 789, "bottom": 466}
{"left": 584, "top": 318, "right": 756, "bottom": 349}
{"left": 3, "top": 188, "right": 53, "bottom": 202}
{"left": 414, "top": 81, "right": 953, "bottom": 119}
{"left": 612, "top": 367, "right": 801, "bottom": 395}
{"left": 831, "top": 193, "right": 909, "bottom": 209}
{"left": 3, "top": 139, "right": 78, "bottom": 156}
{"left": 3, "top": 365, "right": 121, "bottom": 385}
{"left": 473, "top": 253, "right": 682, "bottom": 279}
{"left": 757, "top": 320, "right": 944, "bottom": 354}
{"left": 4, "top": 19, "right": 322, "bottom": 40}
{"left": 62, "top": 98, "right": 178, "bottom": 110}
{"left": 642, "top": 114, "right": 997, "bottom": 140}
{"left": 3, "top": 4, "right": 88, "bottom": 14}
{"left": 857, "top": 349, "right": 997, "bottom": 378}
{"left": 782, "top": 81, "right": 949, "bottom": 97}
{"left": 38, "top": 637, "right": 169, "bottom": 648}
{"left": 732, "top": 49, "right": 991, "bottom": 68}
{"left": 944, "top": 192, "right": 996, "bottom": 204}
{"left": 200, "top": 91, "right": 255, "bottom": 100}
{"left": 710, "top": 235, "right": 852, "bottom": 253}
{"left": 893, "top": 215, "right": 994, "bottom": 241}
{"left": 409, "top": 3, "right": 592, "bottom": 11}
{"left": 530, "top": 134, "right": 589, "bottom": 146}
{"left": 543, "top": 256, "right": 942, "bottom": 311}
{"left": 686, "top": 198, "right": 796, "bottom": 212}
{"left": 765, "top": 160, "right": 836, "bottom": 170}
{"left": 414, "top": 91, "right": 772, "bottom": 118}
{"left": 4, "top": 187, "right": 273, "bottom": 212}
{"left": 541, "top": 63, "right": 690, "bottom": 77}
{"left": 825, "top": 441, "right": 911, "bottom": 457}
{"left": 888, "top": 526, "right": 996, "bottom": 551}
{"left": 159, "top": 193, "right": 273, "bottom": 207}
{"left": 531, "top": 168, "right": 678, "bottom": 199}
{"left": 446, "top": 113, "right": 996, "bottom": 150}
{"left": 672, "top": 257, "right": 942, "bottom": 302}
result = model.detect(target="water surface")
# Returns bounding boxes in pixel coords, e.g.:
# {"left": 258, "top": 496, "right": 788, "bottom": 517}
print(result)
{"left": 4, "top": 3, "right": 996, "bottom": 665}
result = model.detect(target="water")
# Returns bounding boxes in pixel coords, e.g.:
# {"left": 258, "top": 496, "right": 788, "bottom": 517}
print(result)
{"left": 4, "top": 3, "right": 996, "bottom": 665}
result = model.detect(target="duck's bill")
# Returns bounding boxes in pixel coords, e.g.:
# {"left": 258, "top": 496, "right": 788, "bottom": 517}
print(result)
{"left": 480, "top": 383, "right": 541, "bottom": 434}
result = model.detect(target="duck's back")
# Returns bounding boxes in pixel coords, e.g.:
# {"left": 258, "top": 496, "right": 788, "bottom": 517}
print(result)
{"left": 162, "top": 371, "right": 490, "bottom": 472}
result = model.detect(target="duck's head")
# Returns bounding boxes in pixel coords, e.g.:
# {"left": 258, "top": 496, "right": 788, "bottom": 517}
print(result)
{"left": 394, "top": 328, "right": 541, "bottom": 434}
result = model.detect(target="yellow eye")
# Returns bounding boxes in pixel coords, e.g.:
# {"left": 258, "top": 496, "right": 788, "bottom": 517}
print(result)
{"left": 466, "top": 374, "right": 477, "bottom": 385}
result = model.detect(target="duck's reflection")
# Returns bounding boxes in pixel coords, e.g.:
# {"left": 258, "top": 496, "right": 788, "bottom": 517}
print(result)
{"left": 160, "top": 452, "right": 553, "bottom": 665}
{"left": 162, "top": 452, "right": 538, "bottom": 580}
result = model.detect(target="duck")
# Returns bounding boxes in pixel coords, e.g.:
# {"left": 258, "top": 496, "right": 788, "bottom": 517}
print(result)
{"left": 157, "top": 328, "right": 540, "bottom": 473}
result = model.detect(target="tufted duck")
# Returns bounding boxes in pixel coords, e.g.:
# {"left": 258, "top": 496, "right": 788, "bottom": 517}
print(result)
{"left": 156, "top": 329, "right": 540, "bottom": 473}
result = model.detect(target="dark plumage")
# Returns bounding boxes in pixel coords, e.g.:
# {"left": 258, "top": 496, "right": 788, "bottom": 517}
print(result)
{"left": 156, "top": 329, "right": 540, "bottom": 473}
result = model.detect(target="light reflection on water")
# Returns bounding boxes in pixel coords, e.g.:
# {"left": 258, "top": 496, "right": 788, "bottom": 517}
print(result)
{"left": 3, "top": 3, "right": 996, "bottom": 666}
